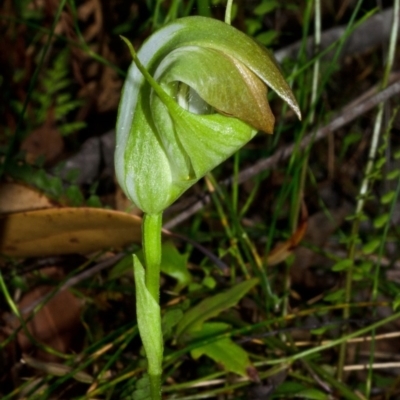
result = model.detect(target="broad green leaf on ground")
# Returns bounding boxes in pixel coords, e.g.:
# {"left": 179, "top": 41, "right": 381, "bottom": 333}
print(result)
{"left": 176, "top": 278, "right": 258, "bottom": 340}
{"left": 0, "top": 207, "right": 142, "bottom": 258}
{"left": 190, "top": 322, "right": 254, "bottom": 377}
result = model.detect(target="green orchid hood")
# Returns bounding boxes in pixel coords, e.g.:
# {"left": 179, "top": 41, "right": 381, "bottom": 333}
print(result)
{"left": 115, "top": 16, "right": 300, "bottom": 215}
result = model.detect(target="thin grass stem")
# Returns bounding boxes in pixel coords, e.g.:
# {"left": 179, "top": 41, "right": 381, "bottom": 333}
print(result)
{"left": 224, "top": 0, "right": 233, "bottom": 24}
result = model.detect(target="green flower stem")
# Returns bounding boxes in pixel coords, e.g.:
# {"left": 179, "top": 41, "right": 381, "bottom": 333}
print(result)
{"left": 149, "top": 373, "right": 161, "bottom": 400}
{"left": 140, "top": 212, "right": 163, "bottom": 399}
{"left": 143, "top": 213, "right": 163, "bottom": 302}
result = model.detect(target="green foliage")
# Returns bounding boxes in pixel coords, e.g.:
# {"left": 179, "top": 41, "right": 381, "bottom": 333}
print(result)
{"left": 331, "top": 259, "right": 353, "bottom": 272}
{"left": 274, "top": 382, "right": 330, "bottom": 400}
{"left": 190, "top": 322, "right": 252, "bottom": 376}
{"left": 29, "top": 48, "right": 85, "bottom": 135}
{"left": 323, "top": 289, "right": 345, "bottom": 303}
{"left": 110, "top": 242, "right": 192, "bottom": 292}
{"left": 159, "top": 241, "right": 192, "bottom": 292}
{"left": 176, "top": 278, "right": 258, "bottom": 339}
{"left": 162, "top": 308, "right": 184, "bottom": 338}
{"left": 132, "top": 375, "right": 151, "bottom": 400}
{"left": 5, "top": 159, "right": 99, "bottom": 207}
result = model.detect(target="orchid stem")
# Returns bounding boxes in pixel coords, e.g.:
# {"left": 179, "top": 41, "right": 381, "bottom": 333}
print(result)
{"left": 143, "top": 213, "right": 163, "bottom": 302}
{"left": 140, "top": 212, "right": 163, "bottom": 399}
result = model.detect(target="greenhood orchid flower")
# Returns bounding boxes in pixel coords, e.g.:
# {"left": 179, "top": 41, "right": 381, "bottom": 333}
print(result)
{"left": 115, "top": 16, "right": 301, "bottom": 215}
{"left": 115, "top": 15, "right": 301, "bottom": 399}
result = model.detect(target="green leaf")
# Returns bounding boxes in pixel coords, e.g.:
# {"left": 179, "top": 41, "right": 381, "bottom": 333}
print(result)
{"left": 202, "top": 275, "right": 216, "bottom": 289}
{"left": 65, "top": 185, "right": 84, "bottom": 206}
{"left": 387, "top": 169, "right": 400, "bottom": 180}
{"left": 311, "top": 326, "right": 327, "bottom": 335}
{"left": 160, "top": 241, "right": 192, "bottom": 292}
{"left": 393, "top": 294, "right": 400, "bottom": 311}
{"left": 245, "top": 18, "right": 262, "bottom": 36}
{"left": 362, "top": 239, "right": 380, "bottom": 255}
{"left": 339, "top": 132, "right": 362, "bottom": 159}
{"left": 331, "top": 259, "right": 353, "bottom": 272}
{"left": 373, "top": 213, "right": 389, "bottom": 229}
{"left": 255, "top": 30, "right": 278, "bottom": 46}
{"left": 295, "top": 388, "right": 329, "bottom": 399}
{"left": 253, "top": 0, "right": 280, "bottom": 16}
{"left": 375, "top": 157, "right": 386, "bottom": 169}
{"left": 176, "top": 278, "right": 258, "bottom": 339}
{"left": 190, "top": 322, "right": 253, "bottom": 377}
{"left": 86, "top": 194, "right": 102, "bottom": 208}
{"left": 359, "top": 261, "right": 373, "bottom": 274}
{"left": 133, "top": 255, "right": 163, "bottom": 377}
{"left": 132, "top": 375, "right": 151, "bottom": 400}
{"left": 59, "top": 121, "right": 86, "bottom": 136}
{"left": 109, "top": 255, "right": 133, "bottom": 280}
{"left": 381, "top": 190, "right": 396, "bottom": 205}
{"left": 162, "top": 308, "right": 184, "bottom": 338}
{"left": 132, "top": 241, "right": 192, "bottom": 292}
{"left": 276, "top": 382, "right": 308, "bottom": 394}
{"left": 276, "top": 383, "right": 329, "bottom": 399}
{"left": 324, "top": 289, "right": 345, "bottom": 303}
{"left": 188, "top": 282, "right": 202, "bottom": 292}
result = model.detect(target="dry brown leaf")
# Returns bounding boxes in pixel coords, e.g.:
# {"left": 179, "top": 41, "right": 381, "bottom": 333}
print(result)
{"left": 20, "top": 110, "right": 64, "bottom": 165}
{"left": 16, "top": 284, "right": 83, "bottom": 362}
{"left": 266, "top": 217, "right": 308, "bottom": 266}
{"left": 78, "top": 0, "right": 103, "bottom": 42}
{"left": 0, "top": 183, "right": 55, "bottom": 214}
{"left": 290, "top": 203, "right": 352, "bottom": 292}
{"left": 97, "top": 66, "right": 122, "bottom": 113}
{"left": 266, "top": 202, "right": 308, "bottom": 266}
{"left": 0, "top": 207, "right": 142, "bottom": 258}
{"left": 23, "top": 354, "right": 94, "bottom": 383}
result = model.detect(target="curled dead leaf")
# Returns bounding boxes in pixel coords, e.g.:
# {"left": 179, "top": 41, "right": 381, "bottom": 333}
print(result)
{"left": 266, "top": 203, "right": 308, "bottom": 266}
{"left": 0, "top": 207, "right": 142, "bottom": 258}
